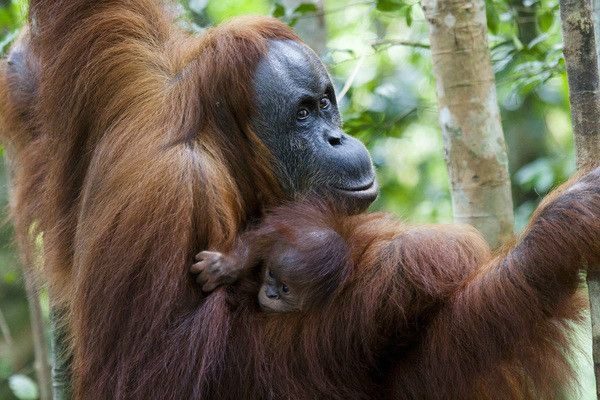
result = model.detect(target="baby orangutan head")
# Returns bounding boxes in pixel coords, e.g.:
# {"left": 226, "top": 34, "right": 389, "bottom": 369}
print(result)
{"left": 257, "top": 228, "right": 351, "bottom": 313}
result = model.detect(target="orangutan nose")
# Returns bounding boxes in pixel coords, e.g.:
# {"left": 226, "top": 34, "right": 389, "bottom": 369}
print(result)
{"left": 265, "top": 286, "right": 280, "bottom": 299}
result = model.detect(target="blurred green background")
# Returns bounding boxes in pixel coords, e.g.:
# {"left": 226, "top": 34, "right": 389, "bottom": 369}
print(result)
{"left": 0, "top": 0, "right": 584, "bottom": 398}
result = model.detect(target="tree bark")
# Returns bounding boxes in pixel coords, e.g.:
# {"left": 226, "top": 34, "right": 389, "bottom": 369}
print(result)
{"left": 560, "top": 0, "right": 600, "bottom": 395}
{"left": 0, "top": 307, "right": 15, "bottom": 369}
{"left": 421, "top": 0, "right": 514, "bottom": 247}
{"left": 22, "top": 268, "right": 53, "bottom": 400}
{"left": 50, "top": 309, "right": 71, "bottom": 400}
{"left": 4, "top": 152, "right": 53, "bottom": 400}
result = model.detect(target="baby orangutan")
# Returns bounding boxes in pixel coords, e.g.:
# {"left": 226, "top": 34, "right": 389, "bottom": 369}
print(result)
{"left": 191, "top": 213, "right": 352, "bottom": 312}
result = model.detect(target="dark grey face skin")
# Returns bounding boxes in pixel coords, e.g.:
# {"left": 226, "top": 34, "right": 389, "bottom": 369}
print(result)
{"left": 251, "top": 40, "right": 378, "bottom": 211}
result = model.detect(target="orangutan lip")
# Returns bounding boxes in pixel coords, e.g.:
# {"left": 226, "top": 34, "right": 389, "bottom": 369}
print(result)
{"left": 334, "top": 180, "right": 379, "bottom": 200}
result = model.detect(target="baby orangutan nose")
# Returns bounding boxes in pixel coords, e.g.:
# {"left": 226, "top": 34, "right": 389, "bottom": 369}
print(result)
{"left": 265, "top": 286, "right": 279, "bottom": 299}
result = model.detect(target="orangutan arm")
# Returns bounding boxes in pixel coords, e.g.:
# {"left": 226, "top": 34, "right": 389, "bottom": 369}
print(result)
{"left": 191, "top": 240, "right": 257, "bottom": 292}
{"left": 395, "top": 167, "right": 600, "bottom": 399}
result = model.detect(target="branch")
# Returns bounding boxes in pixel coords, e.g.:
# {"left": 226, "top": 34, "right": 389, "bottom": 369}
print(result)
{"left": 371, "top": 38, "right": 430, "bottom": 49}
{"left": 0, "top": 307, "right": 15, "bottom": 369}
{"left": 337, "top": 53, "right": 366, "bottom": 101}
{"left": 21, "top": 267, "right": 52, "bottom": 400}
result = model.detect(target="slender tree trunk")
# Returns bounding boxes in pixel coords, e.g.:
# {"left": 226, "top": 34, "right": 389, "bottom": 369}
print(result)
{"left": 0, "top": 307, "right": 15, "bottom": 369}
{"left": 421, "top": 0, "right": 514, "bottom": 247}
{"left": 281, "top": 0, "right": 327, "bottom": 56}
{"left": 4, "top": 153, "right": 53, "bottom": 400}
{"left": 50, "top": 309, "right": 71, "bottom": 400}
{"left": 22, "top": 267, "right": 52, "bottom": 400}
{"left": 595, "top": 0, "right": 600, "bottom": 66}
{"left": 560, "top": 0, "right": 600, "bottom": 396}
{"left": 510, "top": 0, "right": 538, "bottom": 46}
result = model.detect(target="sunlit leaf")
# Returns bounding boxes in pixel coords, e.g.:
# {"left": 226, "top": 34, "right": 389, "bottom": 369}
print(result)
{"left": 293, "top": 2, "right": 318, "bottom": 15}
{"left": 537, "top": 9, "right": 554, "bottom": 32}
{"left": 404, "top": 5, "right": 413, "bottom": 27}
{"left": 272, "top": 2, "right": 285, "bottom": 18}
{"left": 9, "top": 375, "right": 39, "bottom": 400}
{"left": 3, "top": 270, "right": 17, "bottom": 284}
{"left": 485, "top": 0, "right": 500, "bottom": 34}
{"left": 376, "top": 0, "right": 405, "bottom": 12}
{"left": 511, "top": 34, "right": 524, "bottom": 51}
{"left": 527, "top": 33, "right": 549, "bottom": 49}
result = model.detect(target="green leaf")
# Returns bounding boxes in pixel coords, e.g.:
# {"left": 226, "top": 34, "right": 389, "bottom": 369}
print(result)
{"left": 376, "top": 0, "right": 405, "bottom": 12}
{"left": 293, "top": 3, "right": 318, "bottom": 15}
{"left": 511, "top": 34, "right": 524, "bottom": 51}
{"left": 537, "top": 10, "right": 554, "bottom": 33}
{"left": 485, "top": 0, "right": 499, "bottom": 34}
{"left": 3, "top": 269, "right": 17, "bottom": 284}
{"left": 272, "top": 2, "right": 285, "bottom": 18}
{"left": 404, "top": 5, "right": 413, "bottom": 27}
{"left": 9, "top": 375, "right": 39, "bottom": 400}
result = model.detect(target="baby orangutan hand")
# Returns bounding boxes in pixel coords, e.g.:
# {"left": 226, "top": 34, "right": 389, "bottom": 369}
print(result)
{"left": 191, "top": 251, "right": 238, "bottom": 292}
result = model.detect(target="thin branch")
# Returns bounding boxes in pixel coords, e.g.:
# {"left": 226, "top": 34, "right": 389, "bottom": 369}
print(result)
{"left": 295, "top": 0, "right": 375, "bottom": 21}
{"left": 0, "top": 307, "right": 15, "bottom": 369}
{"left": 371, "top": 38, "right": 430, "bottom": 49}
{"left": 337, "top": 53, "right": 367, "bottom": 101}
{"left": 3, "top": 152, "right": 52, "bottom": 400}
{"left": 22, "top": 267, "right": 52, "bottom": 400}
{"left": 0, "top": 307, "right": 13, "bottom": 348}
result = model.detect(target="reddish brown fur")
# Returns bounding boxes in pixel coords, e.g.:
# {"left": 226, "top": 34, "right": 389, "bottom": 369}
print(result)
{"left": 204, "top": 204, "right": 354, "bottom": 310}
{"left": 1, "top": 1, "right": 599, "bottom": 399}
{"left": 203, "top": 188, "right": 598, "bottom": 399}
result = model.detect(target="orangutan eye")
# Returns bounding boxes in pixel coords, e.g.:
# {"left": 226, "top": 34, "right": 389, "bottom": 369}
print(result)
{"left": 268, "top": 269, "right": 274, "bottom": 278}
{"left": 281, "top": 284, "right": 289, "bottom": 293}
{"left": 319, "top": 97, "right": 330, "bottom": 109}
{"left": 297, "top": 108, "right": 309, "bottom": 120}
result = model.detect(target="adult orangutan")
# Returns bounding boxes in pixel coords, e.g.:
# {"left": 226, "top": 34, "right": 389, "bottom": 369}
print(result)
{"left": 0, "top": 0, "right": 599, "bottom": 399}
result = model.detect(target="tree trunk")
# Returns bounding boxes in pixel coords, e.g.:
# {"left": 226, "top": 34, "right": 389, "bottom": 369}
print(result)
{"left": 560, "top": 0, "right": 600, "bottom": 396}
{"left": 421, "top": 0, "right": 514, "bottom": 247}
{"left": 50, "top": 309, "right": 71, "bottom": 400}
{"left": 4, "top": 152, "right": 53, "bottom": 400}
{"left": 22, "top": 268, "right": 53, "bottom": 400}
{"left": 509, "top": 0, "right": 538, "bottom": 46}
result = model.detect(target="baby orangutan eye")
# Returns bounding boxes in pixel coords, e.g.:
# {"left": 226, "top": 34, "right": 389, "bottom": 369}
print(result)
{"left": 281, "top": 284, "right": 289, "bottom": 293}
{"left": 296, "top": 108, "right": 309, "bottom": 120}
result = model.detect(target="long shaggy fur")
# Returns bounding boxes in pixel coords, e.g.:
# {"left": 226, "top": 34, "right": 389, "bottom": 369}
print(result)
{"left": 1, "top": 1, "right": 599, "bottom": 399}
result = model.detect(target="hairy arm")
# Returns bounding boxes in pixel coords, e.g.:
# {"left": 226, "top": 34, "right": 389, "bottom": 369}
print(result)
{"left": 397, "top": 167, "right": 600, "bottom": 399}
{"left": 191, "top": 235, "right": 261, "bottom": 292}
{"left": 390, "top": 223, "right": 491, "bottom": 301}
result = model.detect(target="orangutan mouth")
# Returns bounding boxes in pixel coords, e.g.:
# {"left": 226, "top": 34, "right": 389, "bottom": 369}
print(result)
{"left": 334, "top": 179, "right": 379, "bottom": 204}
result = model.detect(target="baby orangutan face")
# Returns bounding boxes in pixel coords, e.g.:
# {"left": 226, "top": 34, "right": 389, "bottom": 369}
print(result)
{"left": 258, "top": 248, "right": 305, "bottom": 313}
{"left": 192, "top": 226, "right": 350, "bottom": 314}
